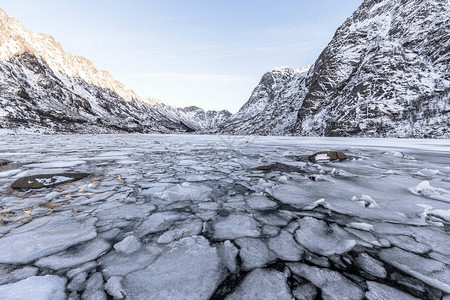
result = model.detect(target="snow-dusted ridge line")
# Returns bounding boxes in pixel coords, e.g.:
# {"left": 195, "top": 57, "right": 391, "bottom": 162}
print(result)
{"left": 1, "top": 0, "right": 449, "bottom": 137}
{"left": 0, "top": 8, "right": 158, "bottom": 106}
{"left": 221, "top": 0, "right": 450, "bottom": 138}
{"left": 0, "top": 8, "right": 231, "bottom": 133}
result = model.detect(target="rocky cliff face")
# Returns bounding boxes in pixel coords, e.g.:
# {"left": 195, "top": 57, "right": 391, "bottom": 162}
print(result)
{"left": 222, "top": 0, "right": 449, "bottom": 138}
{"left": 295, "top": 0, "right": 450, "bottom": 138}
{"left": 0, "top": 9, "right": 230, "bottom": 133}
{"left": 219, "top": 66, "right": 310, "bottom": 135}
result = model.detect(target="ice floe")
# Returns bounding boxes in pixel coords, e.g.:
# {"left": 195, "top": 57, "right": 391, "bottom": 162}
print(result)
{"left": 226, "top": 268, "right": 291, "bottom": 300}
{"left": 0, "top": 275, "right": 66, "bottom": 300}
{"left": 294, "top": 217, "right": 356, "bottom": 256}
{"left": 124, "top": 236, "right": 223, "bottom": 299}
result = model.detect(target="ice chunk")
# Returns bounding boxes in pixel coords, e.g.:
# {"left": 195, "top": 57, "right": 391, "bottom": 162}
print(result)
{"left": 262, "top": 225, "right": 280, "bottom": 236}
{"left": 0, "top": 266, "right": 38, "bottom": 285}
{"left": 305, "top": 253, "right": 330, "bottom": 268}
{"left": 0, "top": 216, "right": 97, "bottom": 264}
{"left": 366, "top": 281, "right": 420, "bottom": 300}
{"left": 379, "top": 247, "right": 450, "bottom": 293}
{"left": 0, "top": 275, "right": 66, "bottom": 300}
{"left": 235, "top": 237, "right": 274, "bottom": 271}
{"left": 246, "top": 194, "right": 278, "bottom": 211}
{"left": 330, "top": 168, "right": 356, "bottom": 178}
{"left": 254, "top": 210, "right": 294, "bottom": 226}
{"left": 294, "top": 217, "right": 356, "bottom": 256}
{"left": 385, "top": 235, "right": 430, "bottom": 254}
{"left": 67, "top": 272, "right": 87, "bottom": 292}
{"left": 26, "top": 160, "right": 86, "bottom": 169}
{"left": 288, "top": 263, "right": 364, "bottom": 300}
{"left": 155, "top": 184, "right": 211, "bottom": 201}
{"left": 136, "top": 211, "right": 190, "bottom": 237}
{"left": 67, "top": 261, "right": 98, "bottom": 279}
{"left": 292, "top": 283, "right": 318, "bottom": 300}
{"left": 35, "top": 238, "right": 110, "bottom": 269}
{"left": 114, "top": 236, "right": 141, "bottom": 255}
{"left": 226, "top": 269, "right": 291, "bottom": 300}
{"left": 95, "top": 203, "right": 156, "bottom": 223}
{"left": 124, "top": 236, "right": 223, "bottom": 299}
{"left": 105, "top": 276, "right": 126, "bottom": 299}
{"left": 351, "top": 194, "right": 378, "bottom": 208}
{"left": 278, "top": 175, "right": 289, "bottom": 184}
{"left": 268, "top": 230, "right": 304, "bottom": 261}
{"left": 346, "top": 222, "right": 373, "bottom": 231}
{"left": 356, "top": 253, "right": 386, "bottom": 278}
{"left": 373, "top": 223, "right": 450, "bottom": 256}
{"left": 157, "top": 218, "right": 203, "bottom": 244}
{"left": 217, "top": 240, "right": 239, "bottom": 273}
{"left": 100, "top": 244, "right": 163, "bottom": 278}
{"left": 380, "top": 247, "right": 445, "bottom": 274}
{"left": 428, "top": 209, "right": 450, "bottom": 222}
{"left": 0, "top": 169, "right": 21, "bottom": 178}
{"left": 213, "top": 213, "right": 261, "bottom": 240}
{"left": 303, "top": 198, "right": 328, "bottom": 210}
{"left": 409, "top": 181, "right": 450, "bottom": 202}
{"left": 269, "top": 185, "right": 314, "bottom": 208}
{"left": 82, "top": 272, "right": 106, "bottom": 300}
{"left": 43, "top": 191, "right": 59, "bottom": 201}
{"left": 392, "top": 151, "right": 405, "bottom": 158}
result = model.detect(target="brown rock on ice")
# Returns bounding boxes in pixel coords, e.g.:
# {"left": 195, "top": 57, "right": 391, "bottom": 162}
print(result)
{"left": 308, "top": 151, "right": 347, "bottom": 162}
{"left": 11, "top": 173, "right": 90, "bottom": 190}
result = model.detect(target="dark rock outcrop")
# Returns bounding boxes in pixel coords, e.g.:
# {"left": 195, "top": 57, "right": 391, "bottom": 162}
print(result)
{"left": 308, "top": 151, "right": 348, "bottom": 163}
{"left": 0, "top": 159, "right": 10, "bottom": 166}
{"left": 11, "top": 173, "right": 90, "bottom": 190}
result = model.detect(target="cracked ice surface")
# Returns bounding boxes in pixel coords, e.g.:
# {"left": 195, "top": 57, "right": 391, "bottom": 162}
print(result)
{"left": 0, "top": 134, "right": 449, "bottom": 299}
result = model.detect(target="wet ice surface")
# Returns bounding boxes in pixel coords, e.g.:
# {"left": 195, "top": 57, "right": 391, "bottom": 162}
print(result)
{"left": 0, "top": 134, "right": 449, "bottom": 299}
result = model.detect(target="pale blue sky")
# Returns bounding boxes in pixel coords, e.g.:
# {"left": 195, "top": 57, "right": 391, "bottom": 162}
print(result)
{"left": 2, "top": 0, "right": 362, "bottom": 112}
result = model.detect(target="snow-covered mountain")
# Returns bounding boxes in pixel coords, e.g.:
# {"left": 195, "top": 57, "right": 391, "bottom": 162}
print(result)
{"left": 155, "top": 104, "right": 232, "bottom": 133}
{"left": 221, "top": 0, "right": 449, "bottom": 138}
{"left": 0, "top": 9, "right": 230, "bottom": 133}
{"left": 218, "top": 66, "right": 310, "bottom": 135}
{"left": 1, "top": 0, "right": 449, "bottom": 137}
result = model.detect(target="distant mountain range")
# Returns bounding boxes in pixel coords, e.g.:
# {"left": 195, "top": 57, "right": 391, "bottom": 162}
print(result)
{"left": 0, "top": 8, "right": 230, "bottom": 134}
{"left": 0, "top": 0, "right": 448, "bottom": 137}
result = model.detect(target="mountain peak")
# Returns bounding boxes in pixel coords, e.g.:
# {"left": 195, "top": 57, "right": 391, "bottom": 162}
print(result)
{"left": 0, "top": 8, "right": 140, "bottom": 103}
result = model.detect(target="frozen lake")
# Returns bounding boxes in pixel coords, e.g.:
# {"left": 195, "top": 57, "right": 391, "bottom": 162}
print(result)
{"left": 0, "top": 134, "right": 449, "bottom": 299}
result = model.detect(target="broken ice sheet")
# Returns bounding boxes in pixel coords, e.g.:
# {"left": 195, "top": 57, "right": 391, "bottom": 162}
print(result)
{"left": 124, "top": 236, "right": 224, "bottom": 299}
{"left": 0, "top": 275, "right": 67, "bottom": 300}
{"left": 154, "top": 184, "right": 212, "bottom": 201}
{"left": 35, "top": 238, "right": 110, "bottom": 269}
{"left": 294, "top": 217, "right": 356, "bottom": 256}
{"left": 212, "top": 213, "right": 261, "bottom": 240}
{"left": 226, "top": 268, "right": 291, "bottom": 300}
{"left": 0, "top": 215, "right": 97, "bottom": 264}
{"left": 288, "top": 263, "right": 364, "bottom": 300}
{"left": 0, "top": 135, "right": 449, "bottom": 299}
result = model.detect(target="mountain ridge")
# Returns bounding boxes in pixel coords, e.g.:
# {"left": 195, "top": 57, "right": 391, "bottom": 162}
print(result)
{"left": 220, "top": 0, "right": 449, "bottom": 138}
{"left": 0, "top": 1, "right": 449, "bottom": 137}
{"left": 0, "top": 8, "right": 231, "bottom": 134}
